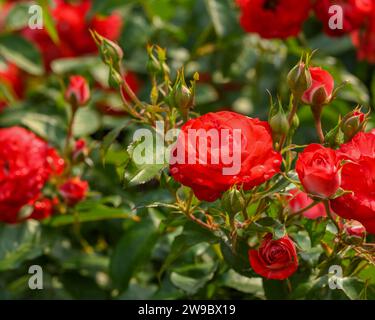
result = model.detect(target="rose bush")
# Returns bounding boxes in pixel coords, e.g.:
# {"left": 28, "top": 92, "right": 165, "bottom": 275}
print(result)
{"left": 0, "top": 0, "right": 374, "bottom": 301}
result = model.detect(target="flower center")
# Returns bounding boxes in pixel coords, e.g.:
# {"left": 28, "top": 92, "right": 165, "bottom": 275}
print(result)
{"left": 263, "top": 0, "right": 280, "bottom": 11}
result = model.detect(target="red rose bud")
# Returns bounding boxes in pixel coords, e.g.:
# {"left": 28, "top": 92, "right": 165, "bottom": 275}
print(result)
{"left": 73, "top": 139, "right": 88, "bottom": 161}
{"left": 0, "top": 127, "right": 63, "bottom": 223}
{"left": 341, "top": 108, "right": 367, "bottom": 142}
{"left": 302, "top": 67, "right": 334, "bottom": 106}
{"left": 343, "top": 220, "right": 366, "bottom": 244}
{"left": 65, "top": 75, "right": 90, "bottom": 106}
{"left": 237, "top": 0, "right": 311, "bottom": 39}
{"left": 59, "top": 177, "right": 88, "bottom": 206}
{"left": 287, "top": 62, "right": 312, "bottom": 97}
{"left": 296, "top": 144, "right": 341, "bottom": 198}
{"left": 169, "top": 111, "right": 282, "bottom": 202}
{"left": 248, "top": 233, "right": 298, "bottom": 280}
{"left": 330, "top": 131, "right": 375, "bottom": 234}
{"left": 29, "top": 198, "right": 58, "bottom": 221}
{"left": 288, "top": 188, "right": 327, "bottom": 219}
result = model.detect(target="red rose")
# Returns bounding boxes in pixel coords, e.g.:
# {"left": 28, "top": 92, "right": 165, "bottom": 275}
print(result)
{"left": 237, "top": 0, "right": 311, "bottom": 39}
{"left": 0, "top": 61, "right": 24, "bottom": 111}
{"left": 248, "top": 233, "right": 298, "bottom": 280}
{"left": 330, "top": 131, "right": 375, "bottom": 234}
{"left": 65, "top": 75, "right": 90, "bottom": 106}
{"left": 169, "top": 111, "right": 282, "bottom": 202}
{"left": 22, "top": 0, "right": 123, "bottom": 69}
{"left": 0, "top": 127, "right": 63, "bottom": 223}
{"left": 352, "top": 7, "right": 375, "bottom": 63}
{"left": 302, "top": 67, "right": 334, "bottom": 105}
{"left": 288, "top": 188, "right": 327, "bottom": 219}
{"left": 29, "top": 198, "right": 58, "bottom": 221}
{"left": 59, "top": 177, "right": 88, "bottom": 206}
{"left": 314, "top": 0, "right": 372, "bottom": 37}
{"left": 296, "top": 144, "right": 341, "bottom": 198}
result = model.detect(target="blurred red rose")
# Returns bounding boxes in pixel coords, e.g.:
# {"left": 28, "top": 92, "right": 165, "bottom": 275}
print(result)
{"left": 343, "top": 220, "right": 366, "bottom": 238}
{"left": 65, "top": 75, "right": 90, "bottom": 106}
{"left": 0, "top": 126, "right": 63, "bottom": 223}
{"left": 22, "top": 0, "right": 123, "bottom": 69}
{"left": 59, "top": 177, "right": 89, "bottom": 206}
{"left": 288, "top": 188, "right": 327, "bottom": 219}
{"left": 0, "top": 61, "right": 24, "bottom": 111}
{"left": 248, "top": 233, "right": 298, "bottom": 280}
{"left": 29, "top": 198, "right": 58, "bottom": 221}
{"left": 237, "top": 0, "right": 311, "bottom": 39}
{"left": 330, "top": 131, "right": 375, "bottom": 234}
{"left": 302, "top": 67, "right": 334, "bottom": 105}
{"left": 170, "top": 111, "right": 282, "bottom": 202}
{"left": 296, "top": 144, "right": 341, "bottom": 198}
{"left": 314, "top": 0, "right": 372, "bottom": 36}
{"left": 352, "top": 6, "right": 375, "bottom": 63}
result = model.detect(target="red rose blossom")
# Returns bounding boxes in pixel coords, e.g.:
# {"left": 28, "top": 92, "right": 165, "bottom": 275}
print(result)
{"left": 65, "top": 75, "right": 90, "bottom": 106}
{"left": 0, "top": 61, "right": 24, "bottom": 112}
{"left": 22, "top": 0, "right": 123, "bottom": 69}
{"left": 330, "top": 131, "right": 375, "bottom": 234}
{"left": 59, "top": 177, "right": 89, "bottom": 206}
{"left": 237, "top": 0, "right": 311, "bottom": 39}
{"left": 296, "top": 144, "right": 341, "bottom": 198}
{"left": 314, "top": 0, "right": 372, "bottom": 36}
{"left": 288, "top": 188, "right": 327, "bottom": 219}
{"left": 343, "top": 220, "right": 366, "bottom": 238}
{"left": 352, "top": 6, "right": 375, "bottom": 63}
{"left": 248, "top": 233, "right": 298, "bottom": 280}
{"left": 0, "top": 126, "right": 63, "bottom": 223}
{"left": 302, "top": 67, "right": 334, "bottom": 105}
{"left": 169, "top": 111, "right": 282, "bottom": 202}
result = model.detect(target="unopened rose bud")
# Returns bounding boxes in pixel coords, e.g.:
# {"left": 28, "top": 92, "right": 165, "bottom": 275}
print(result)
{"left": 343, "top": 220, "right": 366, "bottom": 244}
{"left": 302, "top": 67, "right": 334, "bottom": 106}
{"left": 287, "top": 63, "right": 312, "bottom": 98}
{"left": 341, "top": 109, "right": 367, "bottom": 142}
{"left": 174, "top": 83, "right": 193, "bottom": 112}
{"left": 269, "top": 102, "right": 289, "bottom": 138}
{"left": 65, "top": 75, "right": 90, "bottom": 107}
{"left": 59, "top": 177, "right": 89, "bottom": 206}
{"left": 221, "top": 187, "right": 245, "bottom": 216}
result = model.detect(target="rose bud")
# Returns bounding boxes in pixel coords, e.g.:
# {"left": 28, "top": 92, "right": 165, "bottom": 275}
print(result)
{"left": 302, "top": 67, "right": 334, "bottom": 106}
{"left": 29, "top": 198, "right": 58, "bottom": 221}
{"left": 341, "top": 108, "right": 367, "bottom": 142}
{"left": 221, "top": 187, "right": 245, "bottom": 216}
{"left": 296, "top": 144, "right": 341, "bottom": 198}
{"left": 65, "top": 75, "right": 90, "bottom": 107}
{"left": 287, "top": 62, "right": 312, "bottom": 97}
{"left": 288, "top": 188, "right": 326, "bottom": 219}
{"left": 343, "top": 220, "right": 366, "bottom": 244}
{"left": 73, "top": 138, "right": 88, "bottom": 161}
{"left": 59, "top": 177, "right": 89, "bottom": 206}
{"left": 248, "top": 233, "right": 298, "bottom": 280}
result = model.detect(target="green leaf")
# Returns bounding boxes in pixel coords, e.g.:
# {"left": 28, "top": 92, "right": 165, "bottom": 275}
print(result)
{"left": 341, "top": 277, "right": 365, "bottom": 300}
{"left": 5, "top": 3, "right": 30, "bottom": 31}
{"left": 204, "top": 0, "right": 237, "bottom": 37}
{"left": 0, "top": 221, "right": 43, "bottom": 271}
{"left": 124, "top": 137, "right": 167, "bottom": 186}
{"left": 73, "top": 108, "right": 102, "bottom": 137}
{"left": 0, "top": 34, "right": 44, "bottom": 75}
{"left": 110, "top": 219, "right": 158, "bottom": 292}
{"left": 51, "top": 56, "right": 100, "bottom": 74}
{"left": 221, "top": 269, "right": 264, "bottom": 297}
{"left": 43, "top": 202, "right": 135, "bottom": 227}
{"left": 38, "top": 0, "right": 59, "bottom": 44}
{"left": 160, "top": 222, "right": 219, "bottom": 276}
{"left": 101, "top": 121, "right": 130, "bottom": 160}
